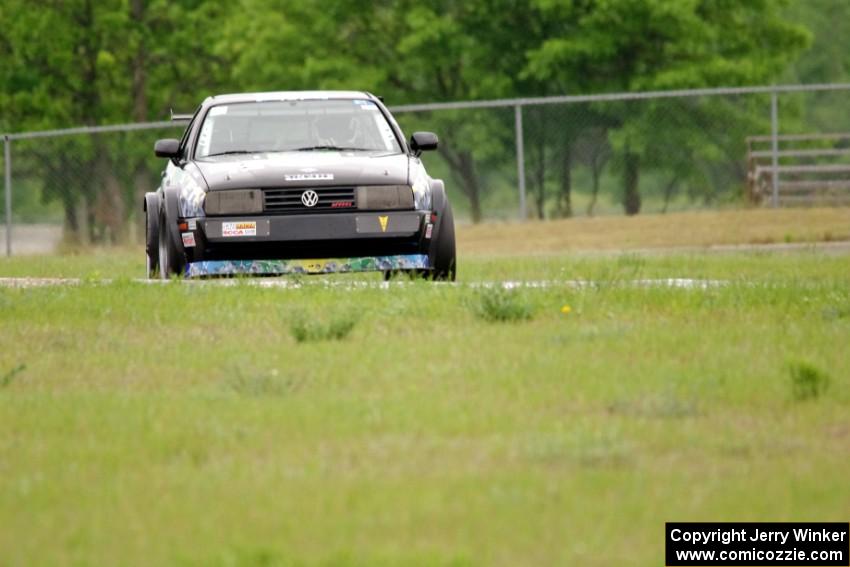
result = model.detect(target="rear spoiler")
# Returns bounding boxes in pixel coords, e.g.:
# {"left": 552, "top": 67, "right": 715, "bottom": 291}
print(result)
{"left": 170, "top": 109, "right": 194, "bottom": 122}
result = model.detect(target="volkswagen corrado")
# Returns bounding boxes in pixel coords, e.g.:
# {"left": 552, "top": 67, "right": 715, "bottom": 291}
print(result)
{"left": 144, "top": 91, "right": 455, "bottom": 280}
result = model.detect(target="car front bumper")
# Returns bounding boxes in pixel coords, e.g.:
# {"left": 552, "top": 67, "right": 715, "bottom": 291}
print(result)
{"left": 198, "top": 211, "right": 425, "bottom": 243}
{"left": 179, "top": 210, "right": 434, "bottom": 276}
{"left": 184, "top": 254, "right": 430, "bottom": 277}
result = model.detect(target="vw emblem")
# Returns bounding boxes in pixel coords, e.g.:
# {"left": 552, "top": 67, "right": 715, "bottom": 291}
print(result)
{"left": 301, "top": 190, "right": 319, "bottom": 207}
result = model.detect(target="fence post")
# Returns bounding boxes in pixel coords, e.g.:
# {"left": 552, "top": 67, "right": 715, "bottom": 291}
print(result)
{"left": 770, "top": 90, "right": 780, "bottom": 207}
{"left": 4, "top": 135, "right": 10, "bottom": 256}
{"left": 514, "top": 105, "right": 527, "bottom": 220}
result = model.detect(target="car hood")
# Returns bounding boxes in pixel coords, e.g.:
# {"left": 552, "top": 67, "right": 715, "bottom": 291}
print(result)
{"left": 194, "top": 151, "right": 410, "bottom": 190}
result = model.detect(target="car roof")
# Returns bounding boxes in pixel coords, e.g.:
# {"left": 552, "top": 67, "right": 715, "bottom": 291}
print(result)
{"left": 203, "top": 91, "right": 376, "bottom": 105}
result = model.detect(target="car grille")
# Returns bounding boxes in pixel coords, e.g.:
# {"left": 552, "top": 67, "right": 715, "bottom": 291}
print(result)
{"left": 263, "top": 187, "right": 356, "bottom": 213}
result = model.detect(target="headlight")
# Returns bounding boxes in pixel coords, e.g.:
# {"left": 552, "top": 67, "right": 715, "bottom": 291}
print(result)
{"left": 204, "top": 189, "right": 263, "bottom": 215}
{"left": 178, "top": 179, "right": 207, "bottom": 218}
{"left": 356, "top": 185, "right": 414, "bottom": 210}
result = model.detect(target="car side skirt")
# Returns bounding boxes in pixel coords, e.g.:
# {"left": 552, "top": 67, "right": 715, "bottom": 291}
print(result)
{"left": 184, "top": 254, "right": 429, "bottom": 278}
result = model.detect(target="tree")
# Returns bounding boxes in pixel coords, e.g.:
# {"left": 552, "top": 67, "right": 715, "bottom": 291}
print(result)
{"left": 0, "top": 0, "right": 232, "bottom": 241}
{"left": 522, "top": 0, "right": 810, "bottom": 215}
{"left": 782, "top": 0, "right": 850, "bottom": 133}
{"left": 220, "top": 0, "right": 537, "bottom": 221}
{"left": 0, "top": 0, "right": 817, "bottom": 229}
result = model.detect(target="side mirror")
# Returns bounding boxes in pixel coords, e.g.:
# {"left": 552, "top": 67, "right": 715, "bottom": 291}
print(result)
{"left": 410, "top": 131, "right": 438, "bottom": 155}
{"left": 154, "top": 138, "right": 181, "bottom": 159}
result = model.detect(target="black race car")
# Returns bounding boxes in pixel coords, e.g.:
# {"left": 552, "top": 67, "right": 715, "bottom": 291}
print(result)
{"left": 144, "top": 91, "right": 455, "bottom": 280}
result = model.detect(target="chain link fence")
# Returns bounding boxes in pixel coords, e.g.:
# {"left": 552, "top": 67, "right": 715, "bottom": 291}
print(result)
{"left": 3, "top": 83, "right": 850, "bottom": 255}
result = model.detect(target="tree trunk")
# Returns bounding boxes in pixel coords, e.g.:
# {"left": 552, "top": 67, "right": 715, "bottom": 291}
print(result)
{"left": 63, "top": 193, "right": 79, "bottom": 243}
{"left": 75, "top": 194, "right": 91, "bottom": 246}
{"left": 623, "top": 150, "right": 641, "bottom": 216}
{"left": 76, "top": 0, "right": 105, "bottom": 241}
{"left": 661, "top": 175, "right": 678, "bottom": 214}
{"left": 130, "top": 0, "right": 149, "bottom": 244}
{"left": 51, "top": 155, "right": 79, "bottom": 242}
{"left": 558, "top": 140, "right": 572, "bottom": 217}
{"left": 533, "top": 125, "right": 546, "bottom": 219}
{"left": 587, "top": 164, "right": 600, "bottom": 217}
{"left": 439, "top": 146, "right": 482, "bottom": 223}
{"left": 93, "top": 155, "right": 126, "bottom": 243}
{"left": 458, "top": 151, "right": 482, "bottom": 223}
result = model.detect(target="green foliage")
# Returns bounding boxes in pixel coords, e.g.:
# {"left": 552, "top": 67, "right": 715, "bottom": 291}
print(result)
{"left": 472, "top": 287, "right": 536, "bottom": 322}
{"left": 784, "top": 0, "right": 850, "bottom": 85}
{"left": 524, "top": 0, "right": 810, "bottom": 92}
{"left": 288, "top": 309, "right": 360, "bottom": 343}
{"left": 788, "top": 360, "right": 831, "bottom": 401}
{"left": 521, "top": 0, "right": 810, "bottom": 215}
{"left": 0, "top": 0, "right": 826, "bottom": 223}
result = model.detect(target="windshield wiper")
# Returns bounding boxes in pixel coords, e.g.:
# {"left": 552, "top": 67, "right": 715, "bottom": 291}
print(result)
{"left": 293, "top": 145, "right": 372, "bottom": 152}
{"left": 204, "top": 150, "right": 257, "bottom": 157}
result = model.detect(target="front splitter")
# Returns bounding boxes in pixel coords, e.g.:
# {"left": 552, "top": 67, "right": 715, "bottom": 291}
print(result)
{"left": 184, "top": 254, "right": 429, "bottom": 278}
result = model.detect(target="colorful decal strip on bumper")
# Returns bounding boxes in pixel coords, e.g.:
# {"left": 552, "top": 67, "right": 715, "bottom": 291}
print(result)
{"left": 185, "top": 254, "right": 430, "bottom": 278}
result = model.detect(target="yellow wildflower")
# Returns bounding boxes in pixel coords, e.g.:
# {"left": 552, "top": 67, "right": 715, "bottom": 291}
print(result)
{"left": 561, "top": 304, "right": 572, "bottom": 315}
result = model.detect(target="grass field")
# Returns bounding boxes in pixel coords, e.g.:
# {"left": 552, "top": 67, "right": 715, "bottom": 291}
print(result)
{"left": 1, "top": 212, "right": 849, "bottom": 565}
{"left": 460, "top": 207, "right": 850, "bottom": 255}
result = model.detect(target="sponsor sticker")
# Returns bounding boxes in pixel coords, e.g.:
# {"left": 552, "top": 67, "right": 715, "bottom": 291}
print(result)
{"left": 284, "top": 173, "right": 334, "bottom": 181}
{"left": 187, "top": 219, "right": 197, "bottom": 230}
{"left": 181, "top": 232, "right": 196, "bottom": 247}
{"left": 425, "top": 223, "right": 433, "bottom": 239}
{"left": 222, "top": 221, "right": 257, "bottom": 237}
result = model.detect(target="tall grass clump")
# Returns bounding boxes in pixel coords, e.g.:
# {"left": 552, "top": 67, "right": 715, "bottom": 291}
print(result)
{"left": 788, "top": 361, "right": 830, "bottom": 401}
{"left": 227, "top": 369, "right": 303, "bottom": 397}
{"left": 472, "top": 287, "right": 535, "bottom": 322}
{"left": 287, "top": 309, "right": 360, "bottom": 343}
{"left": 0, "top": 363, "right": 26, "bottom": 388}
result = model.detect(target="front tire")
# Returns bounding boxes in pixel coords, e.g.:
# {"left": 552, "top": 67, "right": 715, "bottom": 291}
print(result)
{"left": 157, "top": 208, "right": 185, "bottom": 279}
{"left": 144, "top": 193, "right": 160, "bottom": 279}
{"left": 384, "top": 198, "right": 457, "bottom": 282}
{"left": 431, "top": 201, "right": 456, "bottom": 281}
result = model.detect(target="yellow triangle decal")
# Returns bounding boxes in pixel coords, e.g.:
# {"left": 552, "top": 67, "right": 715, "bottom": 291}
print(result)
{"left": 378, "top": 216, "right": 389, "bottom": 232}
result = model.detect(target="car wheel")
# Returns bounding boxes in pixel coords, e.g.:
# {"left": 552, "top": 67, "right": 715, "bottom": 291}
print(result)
{"left": 158, "top": 208, "right": 185, "bottom": 279}
{"left": 144, "top": 194, "right": 160, "bottom": 279}
{"left": 431, "top": 201, "right": 456, "bottom": 281}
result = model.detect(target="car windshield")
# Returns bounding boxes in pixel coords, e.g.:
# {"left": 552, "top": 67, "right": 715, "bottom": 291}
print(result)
{"left": 195, "top": 99, "right": 403, "bottom": 158}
